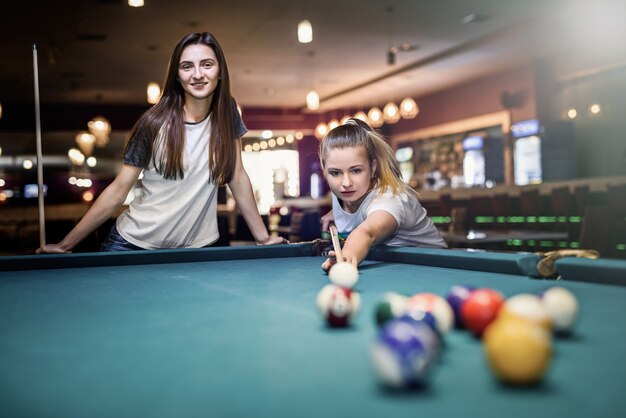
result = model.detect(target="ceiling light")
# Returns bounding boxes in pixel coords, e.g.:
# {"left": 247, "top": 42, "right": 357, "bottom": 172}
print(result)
{"left": 298, "top": 20, "right": 313, "bottom": 43}
{"left": 353, "top": 111, "right": 368, "bottom": 122}
{"left": 400, "top": 97, "right": 419, "bottom": 119}
{"left": 306, "top": 90, "right": 320, "bottom": 110}
{"left": 87, "top": 116, "right": 111, "bottom": 147}
{"left": 262, "top": 130, "right": 273, "bottom": 139}
{"left": 315, "top": 122, "right": 328, "bottom": 140}
{"left": 461, "top": 13, "right": 491, "bottom": 24}
{"left": 68, "top": 148, "right": 85, "bottom": 166}
{"left": 328, "top": 119, "right": 340, "bottom": 131}
{"left": 589, "top": 103, "right": 601, "bottom": 114}
{"left": 147, "top": 82, "right": 161, "bottom": 104}
{"left": 75, "top": 132, "right": 96, "bottom": 157}
{"left": 367, "top": 107, "right": 384, "bottom": 128}
{"left": 567, "top": 109, "right": 578, "bottom": 119}
{"left": 383, "top": 102, "right": 401, "bottom": 124}
{"left": 128, "top": 0, "right": 144, "bottom": 7}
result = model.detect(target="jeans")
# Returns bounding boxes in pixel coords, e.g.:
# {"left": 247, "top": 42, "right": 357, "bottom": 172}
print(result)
{"left": 100, "top": 224, "right": 145, "bottom": 252}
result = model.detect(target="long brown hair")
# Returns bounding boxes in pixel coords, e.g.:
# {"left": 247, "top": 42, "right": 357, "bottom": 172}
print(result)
{"left": 319, "top": 118, "right": 415, "bottom": 197}
{"left": 125, "top": 32, "right": 236, "bottom": 184}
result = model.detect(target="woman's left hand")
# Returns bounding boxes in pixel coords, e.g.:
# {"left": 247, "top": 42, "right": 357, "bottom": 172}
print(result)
{"left": 257, "top": 236, "right": 289, "bottom": 245}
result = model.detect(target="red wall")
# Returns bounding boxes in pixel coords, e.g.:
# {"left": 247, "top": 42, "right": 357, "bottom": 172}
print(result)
{"left": 390, "top": 65, "right": 538, "bottom": 136}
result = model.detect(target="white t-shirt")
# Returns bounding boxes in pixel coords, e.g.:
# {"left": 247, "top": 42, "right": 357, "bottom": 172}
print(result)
{"left": 332, "top": 187, "right": 446, "bottom": 248}
{"left": 116, "top": 103, "right": 246, "bottom": 249}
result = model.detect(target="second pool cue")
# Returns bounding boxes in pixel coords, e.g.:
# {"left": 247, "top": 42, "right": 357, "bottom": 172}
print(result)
{"left": 33, "top": 43, "right": 46, "bottom": 248}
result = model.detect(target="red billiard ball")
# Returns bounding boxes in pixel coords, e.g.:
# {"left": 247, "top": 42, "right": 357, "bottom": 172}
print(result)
{"left": 461, "top": 288, "right": 504, "bottom": 337}
{"left": 316, "top": 284, "right": 361, "bottom": 327}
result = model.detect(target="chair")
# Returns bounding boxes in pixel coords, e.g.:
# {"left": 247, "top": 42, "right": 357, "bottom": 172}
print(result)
{"left": 606, "top": 184, "right": 626, "bottom": 258}
{"left": 578, "top": 206, "right": 612, "bottom": 257}
{"left": 288, "top": 210, "right": 321, "bottom": 242}
{"left": 467, "top": 196, "right": 493, "bottom": 230}
{"left": 448, "top": 207, "right": 468, "bottom": 233}
{"left": 550, "top": 186, "right": 573, "bottom": 233}
{"left": 573, "top": 185, "right": 590, "bottom": 216}
{"left": 491, "top": 193, "right": 511, "bottom": 230}
{"left": 519, "top": 188, "right": 543, "bottom": 230}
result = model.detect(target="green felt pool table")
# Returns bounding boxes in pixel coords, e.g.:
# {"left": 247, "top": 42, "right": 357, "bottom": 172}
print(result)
{"left": 1, "top": 244, "right": 626, "bottom": 418}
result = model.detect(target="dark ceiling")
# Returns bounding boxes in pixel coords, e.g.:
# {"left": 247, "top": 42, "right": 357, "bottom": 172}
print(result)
{"left": 3, "top": 0, "right": 624, "bottom": 112}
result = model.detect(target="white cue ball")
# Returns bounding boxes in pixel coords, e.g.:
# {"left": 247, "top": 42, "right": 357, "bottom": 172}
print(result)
{"left": 328, "top": 262, "right": 359, "bottom": 288}
{"left": 541, "top": 287, "right": 579, "bottom": 333}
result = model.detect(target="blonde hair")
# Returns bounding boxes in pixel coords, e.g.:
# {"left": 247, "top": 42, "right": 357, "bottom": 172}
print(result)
{"left": 319, "top": 118, "right": 415, "bottom": 197}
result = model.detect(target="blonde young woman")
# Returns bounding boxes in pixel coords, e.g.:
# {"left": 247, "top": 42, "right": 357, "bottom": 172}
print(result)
{"left": 319, "top": 118, "right": 445, "bottom": 271}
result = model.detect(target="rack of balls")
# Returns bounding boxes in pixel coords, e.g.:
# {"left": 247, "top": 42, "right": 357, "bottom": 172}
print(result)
{"left": 368, "top": 285, "right": 579, "bottom": 388}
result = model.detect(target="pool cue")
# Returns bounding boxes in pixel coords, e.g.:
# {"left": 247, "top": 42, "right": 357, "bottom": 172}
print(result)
{"left": 329, "top": 225, "right": 343, "bottom": 263}
{"left": 33, "top": 43, "right": 46, "bottom": 248}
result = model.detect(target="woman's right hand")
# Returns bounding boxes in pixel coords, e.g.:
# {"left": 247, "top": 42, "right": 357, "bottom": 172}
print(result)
{"left": 36, "top": 244, "right": 70, "bottom": 254}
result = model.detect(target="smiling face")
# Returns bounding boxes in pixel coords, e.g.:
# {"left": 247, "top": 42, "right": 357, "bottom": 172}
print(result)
{"left": 177, "top": 43, "right": 220, "bottom": 103}
{"left": 324, "top": 145, "right": 377, "bottom": 213}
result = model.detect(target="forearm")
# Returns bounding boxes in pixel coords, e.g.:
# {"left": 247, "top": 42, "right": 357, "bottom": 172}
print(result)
{"left": 58, "top": 186, "right": 128, "bottom": 251}
{"left": 342, "top": 228, "right": 376, "bottom": 265}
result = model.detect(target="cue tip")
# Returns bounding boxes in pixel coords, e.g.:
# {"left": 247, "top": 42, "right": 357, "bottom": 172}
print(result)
{"left": 32, "top": 43, "right": 37, "bottom": 50}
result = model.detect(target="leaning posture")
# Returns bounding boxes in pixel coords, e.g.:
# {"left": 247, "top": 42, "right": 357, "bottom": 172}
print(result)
{"left": 319, "top": 118, "right": 445, "bottom": 270}
{"left": 38, "top": 32, "right": 284, "bottom": 253}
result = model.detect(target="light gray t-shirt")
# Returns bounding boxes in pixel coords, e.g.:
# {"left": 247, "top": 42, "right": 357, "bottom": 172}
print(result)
{"left": 332, "top": 187, "right": 446, "bottom": 248}
{"left": 116, "top": 102, "right": 246, "bottom": 249}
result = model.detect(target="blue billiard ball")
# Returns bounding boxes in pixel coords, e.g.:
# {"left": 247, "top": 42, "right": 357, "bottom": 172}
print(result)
{"left": 370, "top": 319, "right": 439, "bottom": 388}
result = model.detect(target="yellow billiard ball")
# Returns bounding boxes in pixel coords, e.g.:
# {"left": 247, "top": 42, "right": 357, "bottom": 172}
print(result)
{"left": 483, "top": 316, "right": 552, "bottom": 385}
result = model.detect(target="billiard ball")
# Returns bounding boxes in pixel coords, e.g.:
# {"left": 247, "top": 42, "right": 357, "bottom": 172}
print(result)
{"left": 328, "top": 262, "right": 359, "bottom": 288}
{"left": 483, "top": 315, "right": 552, "bottom": 385}
{"left": 399, "top": 309, "right": 440, "bottom": 340}
{"left": 461, "top": 288, "right": 504, "bottom": 337}
{"left": 374, "top": 292, "right": 409, "bottom": 327}
{"left": 397, "top": 312, "right": 442, "bottom": 357}
{"left": 499, "top": 294, "right": 552, "bottom": 329}
{"left": 445, "top": 285, "right": 475, "bottom": 328}
{"left": 540, "top": 286, "right": 579, "bottom": 334}
{"left": 406, "top": 292, "right": 454, "bottom": 335}
{"left": 370, "top": 319, "right": 439, "bottom": 388}
{"left": 316, "top": 284, "right": 361, "bottom": 327}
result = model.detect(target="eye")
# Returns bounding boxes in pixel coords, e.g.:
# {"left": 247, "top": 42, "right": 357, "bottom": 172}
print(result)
{"left": 351, "top": 168, "right": 362, "bottom": 174}
{"left": 203, "top": 62, "right": 213, "bottom": 69}
{"left": 328, "top": 170, "right": 341, "bottom": 177}
{"left": 180, "top": 64, "right": 192, "bottom": 71}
